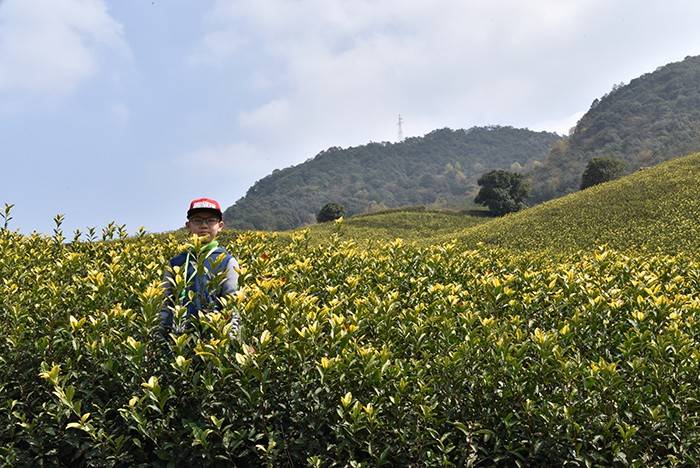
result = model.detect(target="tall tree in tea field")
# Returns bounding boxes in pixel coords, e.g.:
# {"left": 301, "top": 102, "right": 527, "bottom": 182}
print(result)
{"left": 474, "top": 170, "right": 529, "bottom": 215}
{"left": 580, "top": 156, "right": 627, "bottom": 189}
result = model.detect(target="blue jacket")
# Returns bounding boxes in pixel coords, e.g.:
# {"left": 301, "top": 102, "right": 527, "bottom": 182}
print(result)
{"left": 160, "top": 241, "right": 239, "bottom": 332}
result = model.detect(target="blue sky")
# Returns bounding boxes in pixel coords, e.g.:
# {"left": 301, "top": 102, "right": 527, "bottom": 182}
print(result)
{"left": 3, "top": 0, "right": 700, "bottom": 235}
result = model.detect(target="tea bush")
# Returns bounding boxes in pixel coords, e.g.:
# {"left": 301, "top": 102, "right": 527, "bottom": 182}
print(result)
{"left": 1, "top": 220, "right": 700, "bottom": 466}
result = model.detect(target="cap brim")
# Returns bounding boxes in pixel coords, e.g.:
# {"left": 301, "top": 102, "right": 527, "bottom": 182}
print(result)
{"left": 187, "top": 208, "right": 223, "bottom": 220}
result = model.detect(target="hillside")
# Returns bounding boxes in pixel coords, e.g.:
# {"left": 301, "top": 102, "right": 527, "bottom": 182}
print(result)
{"left": 224, "top": 126, "right": 560, "bottom": 230}
{"left": 450, "top": 152, "right": 700, "bottom": 254}
{"left": 530, "top": 54, "right": 700, "bottom": 202}
{"left": 286, "top": 207, "right": 492, "bottom": 246}
{"left": 287, "top": 152, "right": 700, "bottom": 254}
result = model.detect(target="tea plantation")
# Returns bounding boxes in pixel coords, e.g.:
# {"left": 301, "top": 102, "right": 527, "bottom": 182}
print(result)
{"left": 1, "top": 154, "right": 700, "bottom": 466}
{"left": 290, "top": 207, "right": 491, "bottom": 248}
{"left": 449, "top": 153, "right": 700, "bottom": 255}
{"left": 294, "top": 152, "right": 700, "bottom": 254}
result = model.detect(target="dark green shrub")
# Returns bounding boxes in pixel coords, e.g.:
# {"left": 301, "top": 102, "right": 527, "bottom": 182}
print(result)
{"left": 474, "top": 170, "right": 528, "bottom": 215}
{"left": 316, "top": 203, "right": 345, "bottom": 223}
{"left": 580, "top": 157, "right": 626, "bottom": 189}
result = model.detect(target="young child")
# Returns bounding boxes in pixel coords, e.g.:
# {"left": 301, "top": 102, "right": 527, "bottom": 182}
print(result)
{"left": 160, "top": 198, "right": 240, "bottom": 335}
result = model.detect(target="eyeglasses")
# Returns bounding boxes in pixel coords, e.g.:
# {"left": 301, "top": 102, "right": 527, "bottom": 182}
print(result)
{"left": 188, "top": 218, "right": 221, "bottom": 226}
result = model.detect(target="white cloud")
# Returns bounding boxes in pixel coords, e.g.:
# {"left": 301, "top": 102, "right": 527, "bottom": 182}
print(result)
{"left": 189, "top": 0, "right": 700, "bottom": 185}
{"left": 188, "top": 29, "right": 245, "bottom": 67}
{"left": 238, "top": 99, "right": 291, "bottom": 131}
{"left": 530, "top": 110, "right": 586, "bottom": 136}
{"left": 175, "top": 141, "right": 284, "bottom": 212}
{"left": 178, "top": 141, "right": 271, "bottom": 177}
{"left": 0, "top": 0, "right": 128, "bottom": 95}
{"left": 192, "top": 0, "right": 599, "bottom": 144}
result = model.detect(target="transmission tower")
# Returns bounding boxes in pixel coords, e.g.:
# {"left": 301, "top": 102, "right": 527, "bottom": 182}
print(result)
{"left": 397, "top": 114, "right": 404, "bottom": 142}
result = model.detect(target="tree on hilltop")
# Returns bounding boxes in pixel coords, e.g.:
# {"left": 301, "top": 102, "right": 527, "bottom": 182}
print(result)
{"left": 580, "top": 157, "right": 626, "bottom": 189}
{"left": 316, "top": 203, "right": 345, "bottom": 223}
{"left": 474, "top": 170, "right": 529, "bottom": 216}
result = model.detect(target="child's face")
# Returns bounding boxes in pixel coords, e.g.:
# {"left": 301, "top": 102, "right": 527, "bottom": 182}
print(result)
{"left": 186, "top": 212, "right": 224, "bottom": 242}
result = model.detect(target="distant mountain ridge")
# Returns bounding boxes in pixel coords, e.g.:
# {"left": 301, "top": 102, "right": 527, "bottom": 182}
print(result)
{"left": 226, "top": 54, "right": 700, "bottom": 230}
{"left": 224, "top": 126, "right": 561, "bottom": 230}
{"left": 529, "top": 54, "right": 700, "bottom": 202}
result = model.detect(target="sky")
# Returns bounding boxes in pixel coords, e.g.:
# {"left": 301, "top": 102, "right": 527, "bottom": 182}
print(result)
{"left": 2, "top": 0, "right": 700, "bottom": 235}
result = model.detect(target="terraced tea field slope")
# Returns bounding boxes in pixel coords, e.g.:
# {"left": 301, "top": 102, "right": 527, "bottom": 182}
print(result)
{"left": 288, "top": 152, "right": 700, "bottom": 254}
{"left": 285, "top": 207, "right": 491, "bottom": 246}
{"left": 450, "top": 152, "right": 700, "bottom": 255}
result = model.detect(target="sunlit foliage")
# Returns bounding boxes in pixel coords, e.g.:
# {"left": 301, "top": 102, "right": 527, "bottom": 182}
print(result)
{"left": 1, "top": 208, "right": 699, "bottom": 465}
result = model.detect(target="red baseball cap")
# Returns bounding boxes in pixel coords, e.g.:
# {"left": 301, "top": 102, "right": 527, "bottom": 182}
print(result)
{"left": 187, "top": 197, "right": 223, "bottom": 219}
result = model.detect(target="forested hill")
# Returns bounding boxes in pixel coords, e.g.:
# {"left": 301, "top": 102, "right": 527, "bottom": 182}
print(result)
{"left": 529, "top": 54, "right": 700, "bottom": 202}
{"left": 224, "top": 126, "right": 560, "bottom": 230}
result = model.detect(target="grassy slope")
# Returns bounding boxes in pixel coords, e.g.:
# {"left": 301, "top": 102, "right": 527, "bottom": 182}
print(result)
{"left": 447, "top": 152, "right": 700, "bottom": 255}
{"left": 286, "top": 208, "right": 491, "bottom": 246}
{"left": 260, "top": 152, "right": 700, "bottom": 255}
